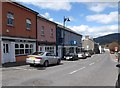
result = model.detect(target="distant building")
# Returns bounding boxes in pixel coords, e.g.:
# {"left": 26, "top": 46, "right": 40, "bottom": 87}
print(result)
{"left": 82, "top": 35, "right": 100, "bottom": 54}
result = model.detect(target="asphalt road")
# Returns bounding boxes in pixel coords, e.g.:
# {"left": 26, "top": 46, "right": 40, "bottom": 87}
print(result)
{"left": 2, "top": 52, "right": 118, "bottom": 86}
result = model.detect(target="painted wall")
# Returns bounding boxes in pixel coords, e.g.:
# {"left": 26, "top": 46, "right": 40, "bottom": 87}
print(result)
{"left": 2, "top": 2, "right": 37, "bottom": 39}
{"left": 57, "top": 27, "right": 82, "bottom": 47}
{"left": 82, "top": 39, "right": 94, "bottom": 50}
{"left": 37, "top": 17, "right": 56, "bottom": 43}
{"left": 64, "top": 30, "right": 82, "bottom": 47}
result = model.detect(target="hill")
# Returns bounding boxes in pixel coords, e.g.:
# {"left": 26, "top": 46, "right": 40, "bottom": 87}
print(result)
{"left": 93, "top": 33, "right": 120, "bottom": 45}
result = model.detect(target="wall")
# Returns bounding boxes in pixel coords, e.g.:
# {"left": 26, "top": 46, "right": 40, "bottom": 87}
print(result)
{"left": 82, "top": 39, "right": 94, "bottom": 50}
{"left": 64, "top": 30, "right": 82, "bottom": 47}
{"left": 2, "top": 2, "right": 37, "bottom": 39}
{"left": 37, "top": 17, "right": 56, "bottom": 43}
{"left": 0, "top": 1, "right": 2, "bottom": 64}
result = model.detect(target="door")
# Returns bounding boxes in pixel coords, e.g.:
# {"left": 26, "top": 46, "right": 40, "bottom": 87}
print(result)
{"left": 2, "top": 42, "right": 15, "bottom": 63}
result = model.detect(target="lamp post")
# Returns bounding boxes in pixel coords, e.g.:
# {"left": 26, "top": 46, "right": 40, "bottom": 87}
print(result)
{"left": 62, "top": 16, "right": 70, "bottom": 59}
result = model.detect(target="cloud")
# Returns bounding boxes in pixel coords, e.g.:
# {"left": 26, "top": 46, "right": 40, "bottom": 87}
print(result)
{"left": 86, "top": 11, "right": 118, "bottom": 24}
{"left": 85, "top": 2, "right": 117, "bottom": 13}
{"left": 68, "top": 24, "right": 118, "bottom": 38}
{"left": 15, "top": 0, "right": 72, "bottom": 11}
{"left": 41, "top": 12, "right": 54, "bottom": 21}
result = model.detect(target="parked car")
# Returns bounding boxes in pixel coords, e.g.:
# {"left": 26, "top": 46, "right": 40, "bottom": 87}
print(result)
{"left": 116, "top": 51, "right": 120, "bottom": 88}
{"left": 110, "top": 51, "right": 115, "bottom": 54}
{"left": 85, "top": 52, "right": 91, "bottom": 57}
{"left": 64, "top": 53, "right": 78, "bottom": 61}
{"left": 26, "top": 51, "right": 61, "bottom": 67}
{"left": 77, "top": 52, "right": 86, "bottom": 59}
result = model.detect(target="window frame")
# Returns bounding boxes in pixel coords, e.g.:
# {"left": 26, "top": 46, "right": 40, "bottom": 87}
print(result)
{"left": 7, "top": 12, "right": 14, "bottom": 26}
{"left": 15, "top": 43, "right": 34, "bottom": 56}
{"left": 50, "top": 29, "right": 53, "bottom": 37}
{"left": 26, "top": 18, "right": 31, "bottom": 30}
{"left": 41, "top": 26, "right": 44, "bottom": 36}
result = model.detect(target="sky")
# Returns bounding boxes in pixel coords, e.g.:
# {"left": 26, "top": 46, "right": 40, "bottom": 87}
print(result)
{"left": 13, "top": 0, "right": 119, "bottom": 39}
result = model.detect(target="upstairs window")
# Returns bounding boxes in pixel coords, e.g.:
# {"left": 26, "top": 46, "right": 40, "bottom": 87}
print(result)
{"left": 41, "top": 26, "right": 44, "bottom": 36}
{"left": 7, "top": 12, "right": 14, "bottom": 26}
{"left": 26, "top": 19, "right": 31, "bottom": 30}
{"left": 50, "top": 29, "right": 53, "bottom": 37}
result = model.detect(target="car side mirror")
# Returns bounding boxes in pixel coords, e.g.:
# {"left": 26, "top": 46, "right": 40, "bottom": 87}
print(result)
{"left": 116, "top": 64, "right": 120, "bottom": 68}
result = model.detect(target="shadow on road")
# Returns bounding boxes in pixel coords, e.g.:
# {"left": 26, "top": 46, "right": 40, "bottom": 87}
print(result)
{"left": 2, "top": 62, "right": 27, "bottom": 68}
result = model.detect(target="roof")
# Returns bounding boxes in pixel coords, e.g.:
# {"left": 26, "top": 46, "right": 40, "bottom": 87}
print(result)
{"left": 57, "top": 24, "right": 82, "bottom": 36}
{"left": 6, "top": 1, "right": 38, "bottom": 14}
{"left": 37, "top": 15, "right": 57, "bottom": 25}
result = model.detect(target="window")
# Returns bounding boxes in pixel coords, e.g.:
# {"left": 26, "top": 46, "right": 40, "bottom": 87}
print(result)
{"left": 15, "top": 43, "right": 34, "bottom": 55}
{"left": 7, "top": 12, "right": 14, "bottom": 26}
{"left": 50, "top": 29, "right": 53, "bottom": 37}
{"left": 26, "top": 19, "right": 31, "bottom": 30}
{"left": 3, "top": 44, "right": 9, "bottom": 54}
{"left": 41, "top": 26, "right": 44, "bottom": 36}
{"left": 45, "top": 46, "right": 54, "bottom": 53}
{"left": 69, "top": 47, "right": 74, "bottom": 53}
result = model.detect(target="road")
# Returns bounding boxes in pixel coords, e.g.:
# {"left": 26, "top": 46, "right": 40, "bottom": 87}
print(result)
{"left": 2, "top": 52, "right": 118, "bottom": 86}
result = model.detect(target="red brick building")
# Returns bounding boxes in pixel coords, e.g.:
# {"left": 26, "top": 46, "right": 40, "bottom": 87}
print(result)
{"left": 0, "top": 2, "right": 38, "bottom": 63}
{"left": 37, "top": 16, "right": 57, "bottom": 54}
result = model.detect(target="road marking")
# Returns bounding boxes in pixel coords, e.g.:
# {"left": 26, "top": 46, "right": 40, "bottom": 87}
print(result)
{"left": 69, "top": 67, "right": 86, "bottom": 74}
{"left": 12, "top": 67, "right": 33, "bottom": 71}
{"left": 89, "top": 62, "right": 95, "bottom": 66}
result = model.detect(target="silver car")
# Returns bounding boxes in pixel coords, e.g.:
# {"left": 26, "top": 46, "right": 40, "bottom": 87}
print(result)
{"left": 26, "top": 52, "right": 61, "bottom": 67}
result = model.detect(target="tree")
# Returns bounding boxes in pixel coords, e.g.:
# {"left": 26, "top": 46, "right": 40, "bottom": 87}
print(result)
{"left": 108, "top": 42, "right": 119, "bottom": 51}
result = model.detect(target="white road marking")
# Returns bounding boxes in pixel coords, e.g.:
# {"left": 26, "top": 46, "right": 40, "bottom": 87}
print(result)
{"left": 69, "top": 67, "right": 86, "bottom": 74}
{"left": 12, "top": 67, "right": 32, "bottom": 71}
{"left": 89, "top": 62, "right": 95, "bottom": 66}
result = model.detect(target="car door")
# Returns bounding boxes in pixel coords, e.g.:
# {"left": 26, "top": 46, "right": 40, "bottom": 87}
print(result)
{"left": 51, "top": 53, "right": 58, "bottom": 64}
{"left": 46, "top": 53, "right": 53, "bottom": 64}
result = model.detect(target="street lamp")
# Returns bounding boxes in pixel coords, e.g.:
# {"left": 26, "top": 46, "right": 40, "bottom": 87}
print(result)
{"left": 62, "top": 16, "right": 70, "bottom": 59}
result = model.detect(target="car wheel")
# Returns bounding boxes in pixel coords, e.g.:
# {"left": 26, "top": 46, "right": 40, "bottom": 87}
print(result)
{"left": 30, "top": 64, "right": 34, "bottom": 67}
{"left": 44, "top": 61, "right": 49, "bottom": 67}
{"left": 57, "top": 59, "right": 61, "bottom": 65}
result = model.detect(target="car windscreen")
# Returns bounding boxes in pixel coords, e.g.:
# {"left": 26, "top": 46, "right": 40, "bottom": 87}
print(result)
{"left": 32, "top": 52, "right": 44, "bottom": 56}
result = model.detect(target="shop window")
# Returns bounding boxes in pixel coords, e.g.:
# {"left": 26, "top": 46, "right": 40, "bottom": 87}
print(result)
{"left": 45, "top": 46, "right": 54, "bottom": 53}
{"left": 69, "top": 47, "right": 74, "bottom": 53}
{"left": 15, "top": 43, "right": 34, "bottom": 55}
{"left": 7, "top": 12, "right": 14, "bottom": 26}
{"left": 15, "top": 44, "right": 19, "bottom": 48}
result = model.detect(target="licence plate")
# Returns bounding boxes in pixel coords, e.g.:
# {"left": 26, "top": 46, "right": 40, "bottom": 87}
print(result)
{"left": 30, "top": 57, "right": 35, "bottom": 60}
{"left": 66, "top": 57, "right": 69, "bottom": 59}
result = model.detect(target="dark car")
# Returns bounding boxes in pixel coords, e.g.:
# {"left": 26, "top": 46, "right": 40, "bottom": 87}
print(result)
{"left": 64, "top": 53, "right": 78, "bottom": 61}
{"left": 116, "top": 51, "right": 120, "bottom": 88}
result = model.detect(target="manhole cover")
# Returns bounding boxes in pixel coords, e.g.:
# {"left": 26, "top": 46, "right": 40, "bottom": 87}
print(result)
{"left": 33, "top": 79, "right": 53, "bottom": 86}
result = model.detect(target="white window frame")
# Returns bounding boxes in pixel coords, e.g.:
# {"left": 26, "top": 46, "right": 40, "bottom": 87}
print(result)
{"left": 7, "top": 12, "right": 14, "bottom": 26}
{"left": 26, "top": 19, "right": 31, "bottom": 30}
{"left": 41, "top": 26, "right": 44, "bottom": 36}
{"left": 45, "top": 46, "right": 54, "bottom": 53}
{"left": 15, "top": 43, "right": 34, "bottom": 56}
